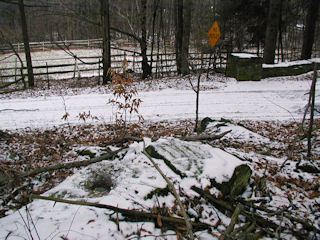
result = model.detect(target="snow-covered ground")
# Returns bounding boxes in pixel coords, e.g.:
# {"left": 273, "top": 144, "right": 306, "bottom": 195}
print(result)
{"left": 0, "top": 73, "right": 319, "bottom": 130}
{"left": 0, "top": 71, "right": 319, "bottom": 239}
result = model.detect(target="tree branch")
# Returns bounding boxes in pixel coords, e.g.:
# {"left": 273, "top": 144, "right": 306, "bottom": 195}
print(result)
{"left": 0, "top": 0, "right": 56, "bottom": 8}
{"left": 192, "top": 186, "right": 309, "bottom": 239}
{"left": 219, "top": 204, "right": 242, "bottom": 240}
{"left": 180, "top": 130, "right": 231, "bottom": 141}
{"left": 20, "top": 151, "right": 118, "bottom": 178}
{"left": 143, "top": 144, "right": 195, "bottom": 239}
{"left": 30, "top": 194, "right": 210, "bottom": 231}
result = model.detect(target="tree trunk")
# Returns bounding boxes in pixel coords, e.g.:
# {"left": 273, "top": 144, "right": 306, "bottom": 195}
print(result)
{"left": 100, "top": 0, "right": 111, "bottom": 84}
{"left": 150, "top": 0, "right": 159, "bottom": 70}
{"left": 307, "top": 63, "right": 317, "bottom": 157}
{"left": 181, "top": 0, "right": 192, "bottom": 76}
{"left": 140, "top": 0, "right": 152, "bottom": 79}
{"left": 18, "top": 0, "right": 34, "bottom": 87}
{"left": 301, "top": 0, "right": 320, "bottom": 60}
{"left": 175, "top": 0, "right": 183, "bottom": 75}
{"left": 263, "top": 0, "right": 282, "bottom": 64}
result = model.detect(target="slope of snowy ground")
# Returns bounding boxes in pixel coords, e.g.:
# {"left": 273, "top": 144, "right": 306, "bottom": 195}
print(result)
{"left": 0, "top": 72, "right": 319, "bottom": 130}
{"left": 0, "top": 72, "right": 319, "bottom": 239}
{"left": 0, "top": 119, "right": 319, "bottom": 239}
{"left": 0, "top": 136, "right": 246, "bottom": 239}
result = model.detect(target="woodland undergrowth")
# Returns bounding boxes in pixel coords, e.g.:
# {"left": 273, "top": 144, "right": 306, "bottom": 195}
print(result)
{"left": 0, "top": 119, "right": 319, "bottom": 215}
{"left": 0, "top": 72, "right": 319, "bottom": 238}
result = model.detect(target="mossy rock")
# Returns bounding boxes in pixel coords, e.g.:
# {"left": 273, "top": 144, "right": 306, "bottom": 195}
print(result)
{"left": 239, "top": 233, "right": 255, "bottom": 240}
{"left": 145, "top": 145, "right": 186, "bottom": 178}
{"left": 297, "top": 163, "right": 320, "bottom": 173}
{"left": 76, "top": 149, "right": 96, "bottom": 158}
{"left": 84, "top": 169, "right": 115, "bottom": 192}
{"left": 211, "top": 164, "right": 252, "bottom": 197}
{"left": 220, "top": 118, "right": 231, "bottom": 123}
{"left": 197, "top": 117, "right": 215, "bottom": 133}
{"left": 0, "top": 130, "right": 11, "bottom": 140}
{"left": 144, "top": 186, "right": 170, "bottom": 200}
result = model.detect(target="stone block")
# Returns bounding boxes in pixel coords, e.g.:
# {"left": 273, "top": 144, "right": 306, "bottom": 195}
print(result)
{"left": 226, "top": 53, "right": 263, "bottom": 81}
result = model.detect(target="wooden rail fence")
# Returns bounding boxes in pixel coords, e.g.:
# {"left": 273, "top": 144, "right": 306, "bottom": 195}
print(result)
{"left": 0, "top": 48, "right": 228, "bottom": 83}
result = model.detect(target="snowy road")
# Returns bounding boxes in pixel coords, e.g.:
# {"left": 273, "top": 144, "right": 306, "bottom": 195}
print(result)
{"left": 0, "top": 77, "right": 319, "bottom": 130}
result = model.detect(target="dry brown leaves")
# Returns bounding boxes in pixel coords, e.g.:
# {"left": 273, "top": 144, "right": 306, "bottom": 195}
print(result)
{"left": 0, "top": 118, "right": 319, "bottom": 222}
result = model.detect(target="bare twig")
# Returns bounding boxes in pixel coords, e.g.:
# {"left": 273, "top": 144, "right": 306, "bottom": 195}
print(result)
{"left": 192, "top": 186, "right": 312, "bottom": 239}
{"left": 281, "top": 64, "right": 318, "bottom": 167}
{"left": 30, "top": 194, "right": 209, "bottom": 231}
{"left": 142, "top": 142, "right": 195, "bottom": 239}
{"left": 0, "top": 29, "right": 26, "bottom": 88}
{"left": 20, "top": 151, "right": 117, "bottom": 178}
{"left": 219, "top": 204, "right": 242, "bottom": 240}
{"left": 52, "top": 32, "right": 100, "bottom": 66}
{"left": 180, "top": 130, "right": 231, "bottom": 141}
{"left": 307, "top": 63, "right": 317, "bottom": 157}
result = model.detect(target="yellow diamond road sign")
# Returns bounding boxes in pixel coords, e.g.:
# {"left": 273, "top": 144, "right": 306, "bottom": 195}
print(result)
{"left": 208, "top": 21, "right": 221, "bottom": 47}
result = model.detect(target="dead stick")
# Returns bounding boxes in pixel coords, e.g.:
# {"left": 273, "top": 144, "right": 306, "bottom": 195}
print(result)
{"left": 30, "top": 194, "right": 209, "bottom": 230}
{"left": 219, "top": 204, "right": 242, "bottom": 240}
{"left": 20, "top": 152, "right": 116, "bottom": 178}
{"left": 180, "top": 130, "right": 231, "bottom": 141}
{"left": 192, "top": 186, "right": 278, "bottom": 230}
{"left": 192, "top": 186, "right": 307, "bottom": 239}
{"left": 143, "top": 148, "right": 195, "bottom": 239}
{"left": 235, "top": 197, "right": 320, "bottom": 234}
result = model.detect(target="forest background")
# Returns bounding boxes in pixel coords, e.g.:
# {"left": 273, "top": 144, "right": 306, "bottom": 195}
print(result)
{"left": 0, "top": 0, "right": 319, "bottom": 83}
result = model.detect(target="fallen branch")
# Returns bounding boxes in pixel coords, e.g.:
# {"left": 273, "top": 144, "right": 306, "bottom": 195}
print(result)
{"left": 191, "top": 186, "right": 305, "bottom": 239}
{"left": 114, "top": 131, "right": 231, "bottom": 144}
{"left": 180, "top": 130, "right": 231, "bottom": 141}
{"left": 142, "top": 147, "right": 195, "bottom": 239}
{"left": 20, "top": 150, "right": 121, "bottom": 178}
{"left": 219, "top": 204, "right": 242, "bottom": 240}
{"left": 0, "top": 151, "right": 118, "bottom": 194}
{"left": 235, "top": 196, "right": 320, "bottom": 234}
{"left": 30, "top": 194, "right": 210, "bottom": 231}
{"left": 192, "top": 186, "right": 277, "bottom": 229}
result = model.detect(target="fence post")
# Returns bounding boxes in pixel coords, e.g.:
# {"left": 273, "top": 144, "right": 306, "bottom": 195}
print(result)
{"left": 46, "top": 62, "right": 50, "bottom": 89}
{"left": 73, "top": 57, "right": 77, "bottom": 80}
{"left": 98, "top": 58, "right": 101, "bottom": 85}
{"left": 74, "top": 58, "right": 80, "bottom": 81}
{"left": 15, "top": 58, "right": 17, "bottom": 82}
{"left": 133, "top": 52, "right": 136, "bottom": 72}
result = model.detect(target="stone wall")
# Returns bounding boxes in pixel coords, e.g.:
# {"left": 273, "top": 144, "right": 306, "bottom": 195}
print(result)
{"left": 226, "top": 53, "right": 263, "bottom": 81}
{"left": 226, "top": 53, "right": 320, "bottom": 81}
{"left": 262, "top": 59, "right": 320, "bottom": 78}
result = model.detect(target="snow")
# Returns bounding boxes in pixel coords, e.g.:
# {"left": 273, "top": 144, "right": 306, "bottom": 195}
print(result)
{"left": 263, "top": 58, "right": 320, "bottom": 68}
{"left": 200, "top": 148, "right": 245, "bottom": 183}
{"left": 231, "top": 53, "right": 260, "bottom": 58}
{"left": 0, "top": 137, "right": 248, "bottom": 239}
{"left": 0, "top": 65, "right": 319, "bottom": 239}
{"left": 0, "top": 74, "right": 319, "bottom": 130}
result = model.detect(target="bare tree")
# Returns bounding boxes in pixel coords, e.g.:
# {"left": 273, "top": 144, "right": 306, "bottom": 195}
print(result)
{"left": 301, "top": 0, "right": 320, "bottom": 60}
{"left": 174, "top": 0, "right": 193, "bottom": 76}
{"left": 174, "top": 0, "right": 183, "bottom": 75}
{"left": 263, "top": 0, "right": 282, "bottom": 64}
{"left": 140, "top": 0, "right": 152, "bottom": 79}
{"left": 100, "top": 0, "right": 111, "bottom": 84}
{"left": 18, "top": 0, "right": 34, "bottom": 87}
{"left": 181, "top": 0, "right": 193, "bottom": 76}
